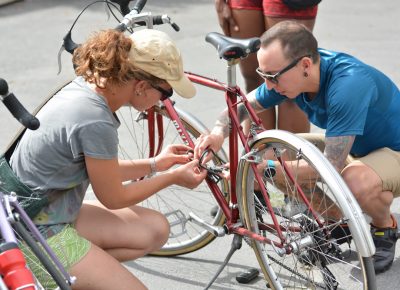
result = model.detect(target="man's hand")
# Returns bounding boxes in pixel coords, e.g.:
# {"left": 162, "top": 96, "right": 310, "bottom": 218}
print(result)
{"left": 154, "top": 144, "right": 193, "bottom": 172}
{"left": 215, "top": 0, "right": 239, "bottom": 36}
{"left": 194, "top": 133, "right": 224, "bottom": 164}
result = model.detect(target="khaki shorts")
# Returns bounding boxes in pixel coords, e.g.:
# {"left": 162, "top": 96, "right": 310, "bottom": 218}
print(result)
{"left": 20, "top": 224, "right": 91, "bottom": 289}
{"left": 297, "top": 133, "right": 400, "bottom": 197}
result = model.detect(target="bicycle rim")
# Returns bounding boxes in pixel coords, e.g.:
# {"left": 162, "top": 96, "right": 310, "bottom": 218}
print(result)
{"left": 116, "top": 104, "right": 229, "bottom": 256}
{"left": 237, "top": 131, "right": 375, "bottom": 290}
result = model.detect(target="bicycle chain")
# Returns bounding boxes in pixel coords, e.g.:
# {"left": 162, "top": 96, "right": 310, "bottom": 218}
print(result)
{"left": 243, "top": 236, "right": 326, "bottom": 289}
{"left": 266, "top": 253, "right": 326, "bottom": 289}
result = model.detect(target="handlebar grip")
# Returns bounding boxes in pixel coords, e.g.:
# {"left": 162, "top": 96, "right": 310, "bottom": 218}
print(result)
{"left": 109, "top": 0, "right": 131, "bottom": 15}
{"left": 132, "top": 0, "right": 147, "bottom": 14}
{"left": 152, "top": 15, "right": 163, "bottom": 25}
{"left": 0, "top": 79, "right": 40, "bottom": 130}
{"left": 0, "top": 78, "right": 8, "bottom": 95}
{"left": 63, "top": 30, "right": 79, "bottom": 54}
{"left": 171, "top": 22, "right": 180, "bottom": 32}
{"left": 152, "top": 15, "right": 180, "bottom": 31}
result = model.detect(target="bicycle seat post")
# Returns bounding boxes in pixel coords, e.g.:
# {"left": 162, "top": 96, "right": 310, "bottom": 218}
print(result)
{"left": 226, "top": 59, "right": 240, "bottom": 88}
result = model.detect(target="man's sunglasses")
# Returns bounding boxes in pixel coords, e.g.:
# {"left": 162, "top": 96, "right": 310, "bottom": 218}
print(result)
{"left": 151, "top": 84, "right": 173, "bottom": 98}
{"left": 256, "top": 54, "right": 311, "bottom": 84}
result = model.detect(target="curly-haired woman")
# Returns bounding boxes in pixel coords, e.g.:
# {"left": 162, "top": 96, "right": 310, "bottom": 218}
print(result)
{"left": 10, "top": 29, "right": 206, "bottom": 289}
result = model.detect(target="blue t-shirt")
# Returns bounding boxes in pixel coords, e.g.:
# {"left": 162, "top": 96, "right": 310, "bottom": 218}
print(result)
{"left": 256, "top": 49, "right": 400, "bottom": 156}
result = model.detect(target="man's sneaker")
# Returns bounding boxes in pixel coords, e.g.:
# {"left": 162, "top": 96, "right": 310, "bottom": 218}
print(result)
{"left": 370, "top": 218, "right": 399, "bottom": 274}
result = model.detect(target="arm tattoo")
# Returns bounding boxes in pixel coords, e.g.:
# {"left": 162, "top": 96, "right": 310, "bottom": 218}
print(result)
{"left": 324, "top": 135, "right": 355, "bottom": 172}
{"left": 238, "top": 97, "right": 264, "bottom": 123}
{"left": 212, "top": 95, "right": 264, "bottom": 138}
{"left": 213, "top": 108, "right": 230, "bottom": 138}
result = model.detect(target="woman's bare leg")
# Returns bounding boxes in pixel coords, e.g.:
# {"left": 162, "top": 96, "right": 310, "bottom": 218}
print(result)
{"left": 76, "top": 200, "right": 169, "bottom": 261}
{"left": 230, "top": 9, "right": 276, "bottom": 132}
{"left": 69, "top": 200, "right": 170, "bottom": 289}
{"left": 69, "top": 243, "right": 147, "bottom": 290}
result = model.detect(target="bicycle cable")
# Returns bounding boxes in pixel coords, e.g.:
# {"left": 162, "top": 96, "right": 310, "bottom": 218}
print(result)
{"left": 67, "top": 1, "right": 122, "bottom": 34}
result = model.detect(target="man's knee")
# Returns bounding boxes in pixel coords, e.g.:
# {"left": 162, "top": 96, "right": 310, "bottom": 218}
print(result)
{"left": 341, "top": 164, "right": 382, "bottom": 207}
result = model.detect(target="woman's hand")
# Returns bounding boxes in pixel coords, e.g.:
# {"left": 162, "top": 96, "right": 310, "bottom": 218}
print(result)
{"left": 172, "top": 159, "right": 208, "bottom": 189}
{"left": 194, "top": 133, "right": 224, "bottom": 165}
{"left": 154, "top": 144, "right": 193, "bottom": 172}
{"left": 215, "top": 0, "right": 239, "bottom": 36}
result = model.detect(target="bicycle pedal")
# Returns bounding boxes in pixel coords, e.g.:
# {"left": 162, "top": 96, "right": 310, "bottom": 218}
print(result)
{"left": 235, "top": 268, "right": 259, "bottom": 284}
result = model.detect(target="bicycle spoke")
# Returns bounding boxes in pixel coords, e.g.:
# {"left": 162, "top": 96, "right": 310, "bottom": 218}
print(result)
{"left": 115, "top": 104, "right": 229, "bottom": 255}
{"left": 238, "top": 132, "right": 375, "bottom": 289}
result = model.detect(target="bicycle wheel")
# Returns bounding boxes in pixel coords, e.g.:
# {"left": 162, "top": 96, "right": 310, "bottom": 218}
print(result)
{"left": 11, "top": 81, "right": 229, "bottom": 256}
{"left": 237, "top": 130, "right": 376, "bottom": 290}
{"left": 116, "top": 103, "right": 229, "bottom": 256}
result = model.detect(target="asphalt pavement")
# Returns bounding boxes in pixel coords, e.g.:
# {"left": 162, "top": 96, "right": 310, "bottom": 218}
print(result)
{"left": 1, "top": 0, "right": 400, "bottom": 289}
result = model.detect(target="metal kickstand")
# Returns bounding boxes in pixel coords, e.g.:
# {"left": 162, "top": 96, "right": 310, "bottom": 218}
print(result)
{"left": 204, "top": 234, "right": 242, "bottom": 290}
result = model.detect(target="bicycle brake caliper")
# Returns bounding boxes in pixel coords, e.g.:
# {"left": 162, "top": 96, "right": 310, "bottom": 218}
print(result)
{"left": 240, "top": 149, "right": 262, "bottom": 163}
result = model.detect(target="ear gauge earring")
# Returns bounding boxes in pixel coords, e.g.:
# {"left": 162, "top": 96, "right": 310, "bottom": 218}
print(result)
{"left": 304, "top": 72, "right": 309, "bottom": 77}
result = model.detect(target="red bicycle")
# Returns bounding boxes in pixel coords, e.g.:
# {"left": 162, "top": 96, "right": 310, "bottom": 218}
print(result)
{"left": 26, "top": 0, "right": 376, "bottom": 289}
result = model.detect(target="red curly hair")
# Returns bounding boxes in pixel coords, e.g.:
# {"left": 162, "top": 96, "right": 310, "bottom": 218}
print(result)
{"left": 73, "top": 30, "right": 163, "bottom": 88}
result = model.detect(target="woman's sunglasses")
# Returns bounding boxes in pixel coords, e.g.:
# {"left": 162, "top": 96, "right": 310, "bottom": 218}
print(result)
{"left": 151, "top": 84, "right": 173, "bottom": 98}
{"left": 256, "top": 55, "right": 311, "bottom": 84}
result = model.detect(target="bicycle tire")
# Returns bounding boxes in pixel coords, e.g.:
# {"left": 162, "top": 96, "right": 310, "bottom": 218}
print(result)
{"left": 24, "top": 80, "right": 229, "bottom": 256}
{"left": 236, "top": 130, "right": 376, "bottom": 290}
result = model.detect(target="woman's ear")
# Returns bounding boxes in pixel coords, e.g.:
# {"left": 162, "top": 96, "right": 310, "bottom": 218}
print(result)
{"left": 134, "top": 80, "right": 149, "bottom": 97}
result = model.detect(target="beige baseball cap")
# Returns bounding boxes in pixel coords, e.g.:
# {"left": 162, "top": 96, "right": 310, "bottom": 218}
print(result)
{"left": 129, "top": 29, "right": 196, "bottom": 98}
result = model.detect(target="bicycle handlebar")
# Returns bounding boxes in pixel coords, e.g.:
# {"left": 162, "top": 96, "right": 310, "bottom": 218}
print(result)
{"left": 0, "top": 79, "right": 40, "bottom": 130}
{"left": 115, "top": 14, "right": 180, "bottom": 33}
{"left": 69, "top": 0, "right": 179, "bottom": 50}
{"left": 58, "top": 0, "right": 180, "bottom": 73}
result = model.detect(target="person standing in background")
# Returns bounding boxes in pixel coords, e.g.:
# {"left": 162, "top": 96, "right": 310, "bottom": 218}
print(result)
{"left": 214, "top": 0, "right": 319, "bottom": 134}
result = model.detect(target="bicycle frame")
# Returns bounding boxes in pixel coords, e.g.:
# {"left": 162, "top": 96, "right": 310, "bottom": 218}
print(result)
{"left": 0, "top": 193, "right": 35, "bottom": 290}
{"left": 145, "top": 60, "right": 294, "bottom": 249}
{"left": 0, "top": 192, "right": 75, "bottom": 289}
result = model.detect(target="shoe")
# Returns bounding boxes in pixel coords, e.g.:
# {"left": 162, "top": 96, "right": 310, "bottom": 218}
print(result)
{"left": 370, "top": 217, "right": 399, "bottom": 274}
{"left": 235, "top": 268, "right": 259, "bottom": 284}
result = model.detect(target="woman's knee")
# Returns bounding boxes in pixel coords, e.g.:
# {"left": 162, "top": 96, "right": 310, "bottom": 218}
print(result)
{"left": 145, "top": 210, "right": 170, "bottom": 249}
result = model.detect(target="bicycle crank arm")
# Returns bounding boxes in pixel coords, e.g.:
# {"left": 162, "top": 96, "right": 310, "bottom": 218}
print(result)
{"left": 188, "top": 212, "right": 226, "bottom": 237}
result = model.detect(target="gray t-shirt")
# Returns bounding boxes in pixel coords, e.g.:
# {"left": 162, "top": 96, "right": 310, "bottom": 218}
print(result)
{"left": 10, "top": 77, "right": 119, "bottom": 230}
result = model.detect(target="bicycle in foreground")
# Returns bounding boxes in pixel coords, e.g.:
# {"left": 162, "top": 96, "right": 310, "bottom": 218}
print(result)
{"left": 21, "top": 0, "right": 376, "bottom": 289}
{"left": 0, "top": 79, "right": 74, "bottom": 289}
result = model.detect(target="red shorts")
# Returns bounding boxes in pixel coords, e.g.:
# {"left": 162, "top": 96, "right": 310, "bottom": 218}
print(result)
{"left": 229, "top": 0, "right": 318, "bottom": 19}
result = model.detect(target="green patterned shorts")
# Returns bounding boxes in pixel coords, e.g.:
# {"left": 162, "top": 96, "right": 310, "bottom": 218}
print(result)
{"left": 20, "top": 224, "right": 91, "bottom": 289}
